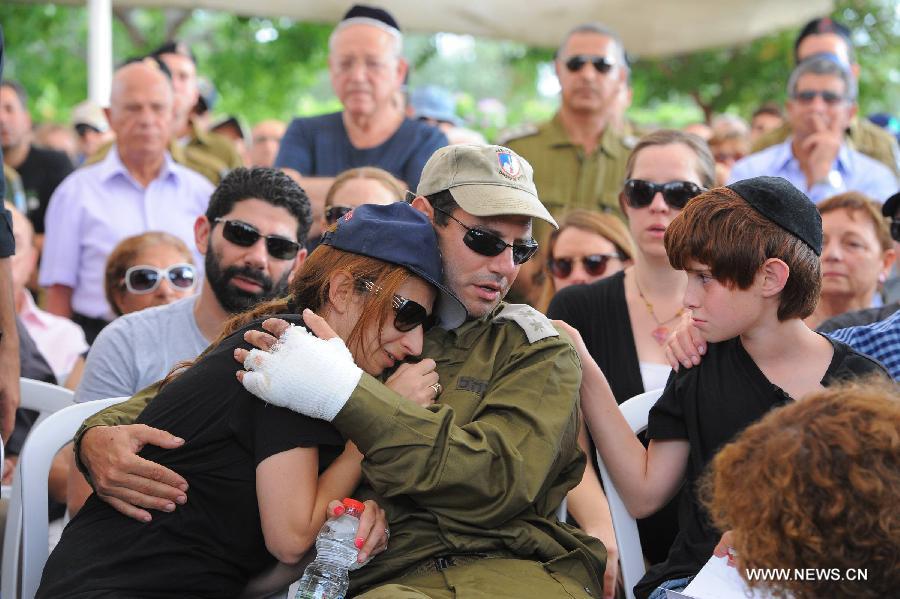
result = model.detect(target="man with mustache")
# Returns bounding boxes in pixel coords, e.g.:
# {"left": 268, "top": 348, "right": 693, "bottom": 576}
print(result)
{"left": 501, "top": 23, "right": 632, "bottom": 305}
{"left": 74, "top": 167, "right": 309, "bottom": 406}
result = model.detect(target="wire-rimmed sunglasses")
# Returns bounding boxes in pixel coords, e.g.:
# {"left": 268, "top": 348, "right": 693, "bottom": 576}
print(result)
{"left": 214, "top": 218, "right": 300, "bottom": 260}
{"left": 548, "top": 254, "right": 621, "bottom": 279}
{"left": 890, "top": 219, "right": 900, "bottom": 243}
{"left": 122, "top": 263, "right": 197, "bottom": 294}
{"left": 564, "top": 54, "right": 616, "bottom": 74}
{"left": 431, "top": 206, "right": 539, "bottom": 265}
{"left": 357, "top": 278, "right": 435, "bottom": 332}
{"left": 622, "top": 179, "right": 706, "bottom": 211}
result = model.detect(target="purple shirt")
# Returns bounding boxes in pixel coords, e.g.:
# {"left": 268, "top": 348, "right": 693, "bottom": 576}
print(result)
{"left": 729, "top": 138, "right": 898, "bottom": 203}
{"left": 38, "top": 146, "right": 212, "bottom": 319}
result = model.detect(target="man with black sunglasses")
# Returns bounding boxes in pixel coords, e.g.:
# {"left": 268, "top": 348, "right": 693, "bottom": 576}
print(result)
{"left": 229, "top": 144, "right": 611, "bottom": 597}
{"left": 730, "top": 55, "right": 897, "bottom": 203}
{"left": 501, "top": 23, "right": 632, "bottom": 306}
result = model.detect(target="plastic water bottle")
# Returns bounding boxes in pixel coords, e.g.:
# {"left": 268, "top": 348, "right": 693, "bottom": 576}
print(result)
{"left": 294, "top": 498, "right": 366, "bottom": 599}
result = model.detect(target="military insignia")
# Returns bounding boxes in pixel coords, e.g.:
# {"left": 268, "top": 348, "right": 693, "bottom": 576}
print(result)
{"left": 496, "top": 150, "right": 522, "bottom": 180}
{"left": 457, "top": 377, "right": 488, "bottom": 397}
{"left": 493, "top": 303, "right": 559, "bottom": 343}
{"left": 343, "top": 209, "right": 354, "bottom": 221}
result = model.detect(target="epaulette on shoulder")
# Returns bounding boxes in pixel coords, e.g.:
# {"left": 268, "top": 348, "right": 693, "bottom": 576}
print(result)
{"left": 492, "top": 303, "right": 558, "bottom": 344}
{"left": 495, "top": 123, "right": 540, "bottom": 145}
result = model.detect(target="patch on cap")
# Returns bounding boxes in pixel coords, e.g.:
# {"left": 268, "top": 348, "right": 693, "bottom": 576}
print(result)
{"left": 497, "top": 149, "right": 523, "bottom": 180}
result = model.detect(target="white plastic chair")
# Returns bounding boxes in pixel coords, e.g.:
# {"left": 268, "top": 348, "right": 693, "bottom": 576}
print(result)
{"left": 1, "top": 379, "right": 76, "bottom": 503}
{"left": 1, "top": 396, "right": 129, "bottom": 599}
{"left": 595, "top": 387, "right": 665, "bottom": 599}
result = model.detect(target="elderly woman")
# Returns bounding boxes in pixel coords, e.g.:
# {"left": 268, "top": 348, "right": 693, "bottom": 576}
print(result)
{"left": 807, "top": 192, "right": 895, "bottom": 329}
{"left": 104, "top": 231, "right": 198, "bottom": 317}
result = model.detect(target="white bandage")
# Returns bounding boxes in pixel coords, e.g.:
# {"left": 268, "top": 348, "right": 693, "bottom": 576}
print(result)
{"left": 241, "top": 325, "right": 362, "bottom": 422}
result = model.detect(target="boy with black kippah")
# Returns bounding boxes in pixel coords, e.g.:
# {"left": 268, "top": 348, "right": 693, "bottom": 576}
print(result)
{"left": 561, "top": 176, "right": 888, "bottom": 599}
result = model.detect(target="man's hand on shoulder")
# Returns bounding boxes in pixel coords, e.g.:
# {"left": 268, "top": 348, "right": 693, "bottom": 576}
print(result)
{"left": 80, "top": 424, "right": 188, "bottom": 522}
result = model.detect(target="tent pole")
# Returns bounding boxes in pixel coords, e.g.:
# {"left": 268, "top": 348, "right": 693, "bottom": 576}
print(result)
{"left": 87, "top": 0, "right": 112, "bottom": 107}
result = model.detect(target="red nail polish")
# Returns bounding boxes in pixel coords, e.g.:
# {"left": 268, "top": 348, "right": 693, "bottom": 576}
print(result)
{"left": 334, "top": 506, "right": 345, "bottom": 516}
{"left": 355, "top": 538, "right": 364, "bottom": 549}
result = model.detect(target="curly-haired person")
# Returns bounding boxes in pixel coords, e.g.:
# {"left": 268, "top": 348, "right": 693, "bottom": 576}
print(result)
{"left": 704, "top": 376, "right": 900, "bottom": 599}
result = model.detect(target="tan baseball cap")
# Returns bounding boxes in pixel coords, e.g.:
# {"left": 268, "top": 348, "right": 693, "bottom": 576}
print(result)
{"left": 417, "top": 144, "right": 558, "bottom": 228}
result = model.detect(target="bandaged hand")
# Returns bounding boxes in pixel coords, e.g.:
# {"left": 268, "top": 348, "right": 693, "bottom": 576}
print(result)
{"left": 241, "top": 324, "right": 362, "bottom": 421}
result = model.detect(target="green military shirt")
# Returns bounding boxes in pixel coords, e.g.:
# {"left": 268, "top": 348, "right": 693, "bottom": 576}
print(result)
{"left": 72, "top": 304, "right": 607, "bottom": 597}
{"left": 335, "top": 303, "right": 605, "bottom": 596}
{"left": 502, "top": 113, "right": 633, "bottom": 245}
{"left": 751, "top": 117, "right": 900, "bottom": 177}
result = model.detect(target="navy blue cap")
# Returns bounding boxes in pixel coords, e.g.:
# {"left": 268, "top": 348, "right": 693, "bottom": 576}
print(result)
{"left": 321, "top": 202, "right": 467, "bottom": 329}
{"left": 727, "top": 176, "right": 823, "bottom": 255}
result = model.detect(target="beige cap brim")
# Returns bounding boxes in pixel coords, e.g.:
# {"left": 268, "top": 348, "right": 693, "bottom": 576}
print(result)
{"left": 448, "top": 184, "right": 558, "bottom": 228}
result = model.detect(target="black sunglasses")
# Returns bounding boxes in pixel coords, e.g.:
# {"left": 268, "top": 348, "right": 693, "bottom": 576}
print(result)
{"left": 622, "top": 179, "right": 706, "bottom": 210}
{"left": 549, "top": 254, "right": 621, "bottom": 279}
{"left": 792, "top": 90, "right": 846, "bottom": 106}
{"left": 891, "top": 219, "right": 900, "bottom": 244}
{"left": 432, "top": 206, "right": 539, "bottom": 265}
{"left": 358, "top": 279, "right": 434, "bottom": 332}
{"left": 214, "top": 218, "right": 300, "bottom": 260}
{"left": 564, "top": 54, "right": 616, "bottom": 74}
{"left": 123, "top": 263, "right": 197, "bottom": 294}
{"left": 325, "top": 205, "right": 353, "bottom": 225}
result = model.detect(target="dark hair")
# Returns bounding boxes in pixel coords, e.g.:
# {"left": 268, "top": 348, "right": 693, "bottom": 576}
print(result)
{"left": 665, "top": 187, "right": 821, "bottom": 320}
{"left": 702, "top": 376, "right": 899, "bottom": 599}
{"left": 117, "top": 56, "right": 173, "bottom": 82}
{"left": 424, "top": 189, "right": 461, "bottom": 227}
{"left": 150, "top": 40, "right": 197, "bottom": 65}
{"left": 206, "top": 167, "right": 312, "bottom": 246}
{"left": 751, "top": 102, "right": 783, "bottom": 120}
{"left": 0, "top": 81, "right": 28, "bottom": 109}
{"left": 793, "top": 17, "right": 854, "bottom": 64}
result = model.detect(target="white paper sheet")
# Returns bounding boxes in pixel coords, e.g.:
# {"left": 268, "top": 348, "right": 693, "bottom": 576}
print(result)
{"left": 672, "top": 555, "right": 777, "bottom": 599}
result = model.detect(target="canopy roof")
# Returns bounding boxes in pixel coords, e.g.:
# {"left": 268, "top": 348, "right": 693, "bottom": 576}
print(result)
{"left": 23, "top": 0, "right": 832, "bottom": 56}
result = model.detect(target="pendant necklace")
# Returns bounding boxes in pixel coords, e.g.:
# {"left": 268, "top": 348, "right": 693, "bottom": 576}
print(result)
{"left": 634, "top": 275, "right": 685, "bottom": 346}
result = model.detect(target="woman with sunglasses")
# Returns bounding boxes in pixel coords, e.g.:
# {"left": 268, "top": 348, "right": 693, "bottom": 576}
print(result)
{"left": 38, "top": 203, "right": 466, "bottom": 598}
{"left": 104, "top": 231, "right": 198, "bottom": 317}
{"left": 537, "top": 209, "right": 634, "bottom": 312}
{"left": 548, "top": 129, "right": 715, "bottom": 566}
{"left": 315, "top": 167, "right": 405, "bottom": 249}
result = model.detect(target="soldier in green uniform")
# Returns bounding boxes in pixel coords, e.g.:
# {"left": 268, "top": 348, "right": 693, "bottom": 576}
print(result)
{"left": 500, "top": 23, "right": 633, "bottom": 306}
{"left": 73, "top": 145, "right": 609, "bottom": 598}
{"left": 752, "top": 16, "right": 900, "bottom": 176}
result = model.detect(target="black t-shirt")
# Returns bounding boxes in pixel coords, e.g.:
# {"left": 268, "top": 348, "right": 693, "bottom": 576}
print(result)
{"left": 548, "top": 271, "right": 680, "bottom": 564}
{"left": 634, "top": 335, "right": 887, "bottom": 599}
{"left": 38, "top": 315, "right": 345, "bottom": 598}
{"left": 18, "top": 145, "right": 74, "bottom": 234}
{"left": 548, "top": 271, "right": 645, "bottom": 404}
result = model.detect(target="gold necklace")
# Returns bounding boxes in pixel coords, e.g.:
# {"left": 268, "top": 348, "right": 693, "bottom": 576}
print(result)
{"left": 634, "top": 275, "right": 685, "bottom": 346}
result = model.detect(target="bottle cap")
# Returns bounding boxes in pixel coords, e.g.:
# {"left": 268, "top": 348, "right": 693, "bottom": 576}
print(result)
{"left": 342, "top": 498, "right": 366, "bottom": 513}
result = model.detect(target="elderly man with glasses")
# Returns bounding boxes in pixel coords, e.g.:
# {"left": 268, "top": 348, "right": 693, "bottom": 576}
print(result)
{"left": 275, "top": 4, "right": 447, "bottom": 240}
{"left": 729, "top": 54, "right": 897, "bottom": 202}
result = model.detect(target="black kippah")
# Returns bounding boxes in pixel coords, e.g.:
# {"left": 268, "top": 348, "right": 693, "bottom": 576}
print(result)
{"left": 342, "top": 4, "right": 401, "bottom": 32}
{"left": 726, "top": 176, "right": 823, "bottom": 255}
